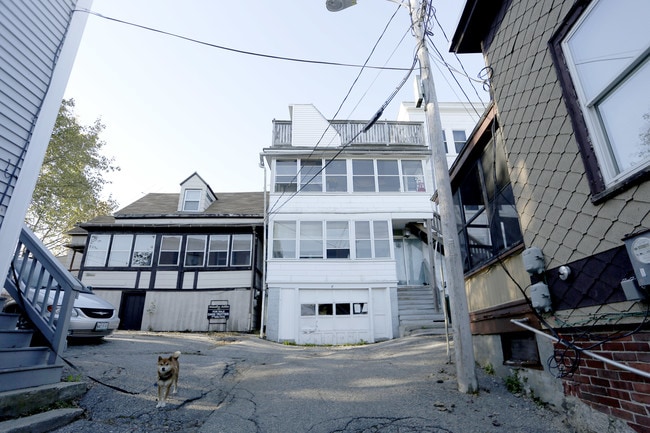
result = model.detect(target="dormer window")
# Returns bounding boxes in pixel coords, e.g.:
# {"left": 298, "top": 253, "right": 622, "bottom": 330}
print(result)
{"left": 183, "top": 189, "right": 201, "bottom": 211}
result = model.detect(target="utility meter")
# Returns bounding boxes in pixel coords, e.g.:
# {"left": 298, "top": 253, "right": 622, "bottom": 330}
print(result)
{"left": 623, "top": 229, "right": 650, "bottom": 287}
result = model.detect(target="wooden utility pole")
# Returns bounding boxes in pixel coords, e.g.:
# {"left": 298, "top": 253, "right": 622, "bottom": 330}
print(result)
{"left": 408, "top": 0, "right": 477, "bottom": 393}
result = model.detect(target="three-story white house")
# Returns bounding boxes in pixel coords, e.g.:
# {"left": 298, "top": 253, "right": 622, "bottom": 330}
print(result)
{"left": 260, "top": 104, "right": 441, "bottom": 345}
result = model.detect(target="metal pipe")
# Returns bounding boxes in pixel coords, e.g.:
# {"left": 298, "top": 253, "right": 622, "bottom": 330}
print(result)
{"left": 511, "top": 319, "right": 650, "bottom": 380}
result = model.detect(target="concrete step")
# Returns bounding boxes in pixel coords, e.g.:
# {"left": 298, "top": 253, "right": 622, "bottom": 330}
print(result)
{"left": 0, "top": 381, "right": 87, "bottom": 420}
{"left": 0, "top": 408, "right": 84, "bottom": 433}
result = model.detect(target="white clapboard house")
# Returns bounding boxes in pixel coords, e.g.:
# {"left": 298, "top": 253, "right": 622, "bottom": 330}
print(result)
{"left": 68, "top": 173, "right": 265, "bottom": 333}
{"left": 260, "top": 104, "right": 450, "bottom": 345}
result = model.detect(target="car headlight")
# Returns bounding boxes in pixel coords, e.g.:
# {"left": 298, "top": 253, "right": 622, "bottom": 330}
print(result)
{"left": 71, "top": 307, "right": 80, "bottom": 317}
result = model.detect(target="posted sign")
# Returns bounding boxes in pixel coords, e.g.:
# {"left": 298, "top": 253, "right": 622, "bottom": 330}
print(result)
{"left": 207, "top": 304, "right": 230, "bottom": 320}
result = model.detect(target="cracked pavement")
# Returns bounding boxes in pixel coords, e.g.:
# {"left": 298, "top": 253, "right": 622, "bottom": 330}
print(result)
{"left": 52, "top": 331, "right": 574, "bottom": 433}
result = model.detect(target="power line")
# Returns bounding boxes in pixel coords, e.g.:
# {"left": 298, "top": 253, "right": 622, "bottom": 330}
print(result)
{"left": 74, "top": 8, "right": 413, "bottom": 72}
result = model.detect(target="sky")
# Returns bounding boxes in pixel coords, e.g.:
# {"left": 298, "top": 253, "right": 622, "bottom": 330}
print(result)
{"left": 63, "top": 0, "right": 488, "bottom": 209}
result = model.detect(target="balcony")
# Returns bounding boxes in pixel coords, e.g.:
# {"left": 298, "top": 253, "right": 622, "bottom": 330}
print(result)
{"left": 272, "top": 120, "right": 426, "bottom": 147}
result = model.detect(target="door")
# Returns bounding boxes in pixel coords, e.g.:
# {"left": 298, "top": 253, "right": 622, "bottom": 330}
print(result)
{"left": 119, "top": 291, "right": 145, "bottom": 330}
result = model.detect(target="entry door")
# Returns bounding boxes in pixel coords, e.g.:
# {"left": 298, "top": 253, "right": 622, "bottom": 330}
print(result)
{"left": 119, "top": 292, "right": 145, "bottom": 330}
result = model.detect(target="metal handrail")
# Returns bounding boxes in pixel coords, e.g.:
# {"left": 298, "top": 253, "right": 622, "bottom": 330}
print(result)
{"left": 3, "top": 225, "right": 80, "bottom": 364}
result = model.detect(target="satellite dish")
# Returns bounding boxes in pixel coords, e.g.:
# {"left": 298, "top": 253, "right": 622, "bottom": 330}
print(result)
{"left": 325, "top": 0, "right": 357, "bottom": 12}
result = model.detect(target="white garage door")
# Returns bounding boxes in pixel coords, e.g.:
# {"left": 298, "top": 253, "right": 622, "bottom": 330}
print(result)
{"left": 298, "top": 289, "right": 370, "bottom": 345}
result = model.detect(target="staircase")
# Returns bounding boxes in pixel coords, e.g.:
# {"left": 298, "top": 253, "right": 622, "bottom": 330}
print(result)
{"left": 397, "top": 285, "right": 448, "bottom": 336}
{"left": 0, "top": 226, "right": 86, "bottom": 430}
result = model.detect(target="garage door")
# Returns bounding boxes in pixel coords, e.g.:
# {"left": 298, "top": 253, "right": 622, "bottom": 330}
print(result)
{"left": 298, "top": 289, "right": 370, "bottom": 345}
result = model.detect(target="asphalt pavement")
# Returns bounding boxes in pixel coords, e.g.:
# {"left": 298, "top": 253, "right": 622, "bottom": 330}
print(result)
{"left": 52, "top": 331, "right": 574, "bottom": 433}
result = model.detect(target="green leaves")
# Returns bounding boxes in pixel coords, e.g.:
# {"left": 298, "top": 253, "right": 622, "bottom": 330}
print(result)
{"left": 25, "top": 99, "right": 119, "bottom": 255}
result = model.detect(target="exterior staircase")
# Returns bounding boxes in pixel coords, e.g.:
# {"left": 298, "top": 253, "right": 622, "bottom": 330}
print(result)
{"left": 397, "top": 285, "right": 448, "bottom": 337}
{"left": 0, "top": 226, "right": 87, "bottom": 430}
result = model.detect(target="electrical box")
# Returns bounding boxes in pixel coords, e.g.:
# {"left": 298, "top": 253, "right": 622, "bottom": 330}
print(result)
{"left": 530, "top": 282, "right": 552, "bottom": 313}
{"left": 523, "top": 247, "right": 545, "bottom": 275}
{"left": 623, "top": 229, "right": 650, "bottom": 287}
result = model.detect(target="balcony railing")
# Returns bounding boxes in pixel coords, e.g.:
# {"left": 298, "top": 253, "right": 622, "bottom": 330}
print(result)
{"left": 273, "top": 120, "right": 425, "bottom": 147}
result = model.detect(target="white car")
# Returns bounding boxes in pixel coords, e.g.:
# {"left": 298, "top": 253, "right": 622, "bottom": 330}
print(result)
{"left": 3, "top": 259, "right": 120, "bottom": 339}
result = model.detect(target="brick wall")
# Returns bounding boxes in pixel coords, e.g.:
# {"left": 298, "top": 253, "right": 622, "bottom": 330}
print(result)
{"left": 557, "top": 332, "right": 650, "bottom": 432}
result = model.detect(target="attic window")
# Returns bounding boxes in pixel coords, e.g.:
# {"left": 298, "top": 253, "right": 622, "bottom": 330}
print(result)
{"left": 183, "top": 189, "right": 201, "bottom": 211}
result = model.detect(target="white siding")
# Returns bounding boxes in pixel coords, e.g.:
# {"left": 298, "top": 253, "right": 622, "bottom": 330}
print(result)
{"left": 289, "top": 104, "right": 341, "bottom": 147}
{"left": 0, "top": 0, "right": 91, "bottom": 283}
{"left": 154, "top": 271, "right": 178, "bottom": 289}
{"left": 268, "top": 195, "right": 434, "bottom": 217}
{"left": 196, "top": 271, "right": 251, "bottom": 288}
{"left": 82, "top": 271, "right": 137, "bottom": 288}
{"left": 266, "top": 261, "right": 397, "bottom": 286}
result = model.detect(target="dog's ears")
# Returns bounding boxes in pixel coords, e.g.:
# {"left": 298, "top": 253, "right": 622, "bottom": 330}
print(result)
{"left": 158, "top": 356, "right": 163, "bottom": 361}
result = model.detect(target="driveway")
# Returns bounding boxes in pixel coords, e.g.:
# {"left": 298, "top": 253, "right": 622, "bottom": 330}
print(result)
{"left": 53, "top": 331, "right": 573, "bottom": 433}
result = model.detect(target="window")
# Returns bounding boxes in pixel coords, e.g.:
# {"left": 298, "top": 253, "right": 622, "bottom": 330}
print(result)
{"left": 325, "top": 159, "right": 347, "bottom": 192}
{"left": 352, "top": 160, "right": 375, "bottom": 192}
{"left": 335, "top": 303, "right": 351, "bottom": 315}
{"left": 318, "top": 304, "right": 333, "bottom": 315}
{"left": 442, "top": 131, "right": 449, "bottom": 153}
{"left": 454, "top": 132, "right": 523, "bottom": 272}
{"left": 300, "top": 160, "right": 322, "bottom": 192}
{"left": 231, "top": 234, "right": 252, "bottom": 266}
{"left": 185, "top": 235, "right": 206, "bottom": 267}
{"left": 159, "top": 235, "right": 181, "bottom": 266}
{"left": 326, "top": 221, "right": 350, "bottom": 258}
{"left": 300, "top": 221, "right": 323, "bottom": 259}
{"left": 208, "top": 235, "right": 229, "bottom": 267}
{"left": 550, "top": 0, "right": 650, "bottom": 194}
{"left": 275, "top": 160, "right": 298, "bottom": 192}
{"left": 272, "top": 221, "right": 296, "bottom": 258}
{"left": 453, "top": 130, "right": 467, "bottom": 153}
{"left": 107, "top": 235, "right": 133, "bottom": 267}
{"left": 377, "top": 160, "right": 400, "bottom": 192}
{"left": 131, "top": 235, "right": 155, "bottom": 267}
{"left": 86, "top": 234, "right": 110, "bottom": 267}
{"left": 183, "top": 190, "right": 201, "bottom": 211}
{"left": 353, "top": 302, "right": 368, "bottom": 314}
{"left": 355, "top": 221, "right": 391, "bottom": 259}
{"left": 301, "top": 304, "right": 316, "bottom": 316}
{"left": 401, "top": 160, "right": 426, "bottom": 192}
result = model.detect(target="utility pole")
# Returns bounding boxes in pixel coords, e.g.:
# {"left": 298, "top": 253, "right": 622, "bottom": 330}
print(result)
{"left": 408, "top": 0, "right": 477, "bottom": 393}
{"left": 326, "top": 0, "right": 477, "bottom": 393}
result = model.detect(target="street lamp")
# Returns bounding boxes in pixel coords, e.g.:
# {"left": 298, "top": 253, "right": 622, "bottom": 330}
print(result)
{"left": 327, "top": 0, "right": 477, "bottom": 393}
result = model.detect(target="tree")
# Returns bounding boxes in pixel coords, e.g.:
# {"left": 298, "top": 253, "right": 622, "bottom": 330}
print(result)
{"left": 25, "top": 99, "right": 119, "bottom": 255}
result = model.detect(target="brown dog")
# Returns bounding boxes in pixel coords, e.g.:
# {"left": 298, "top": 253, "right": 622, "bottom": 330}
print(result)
{"left": 156, "top": 351, "right": 181, "bottom": 408}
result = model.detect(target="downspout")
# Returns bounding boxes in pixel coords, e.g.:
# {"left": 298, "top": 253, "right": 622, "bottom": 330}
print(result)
{"left": 259, "top": 155, "right": 268, "bottom": 339}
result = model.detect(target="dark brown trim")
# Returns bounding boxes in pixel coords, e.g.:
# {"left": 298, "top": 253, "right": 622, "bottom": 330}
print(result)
{"left": 470, "top": 298, "right": 540, "bottom": 335}
{"left": 548, "top": 0, "right": 604, "bottom": 196}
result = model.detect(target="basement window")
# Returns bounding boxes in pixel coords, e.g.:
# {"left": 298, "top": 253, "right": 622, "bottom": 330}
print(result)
{"left": 501, "top": 332, "right": 541, "bottom": 367}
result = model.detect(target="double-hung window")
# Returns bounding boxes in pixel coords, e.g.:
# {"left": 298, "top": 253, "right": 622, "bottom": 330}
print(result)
{"left": 300, "top": 160, "right": 323, "bottom": 192}
{"left": 208, "top": 235, "right": 229, "bottom": 266}
{"left": 300, "top": 221, "right": 323, "bottom": 259}
{"left": 352, "top": 160, "right": 376, "bottom": 192}
{"left": 550, "top": 0, "right": 650, "bottom": 196}
{"left": 108, "top": 235, "right": 133, "bottom": 267}
{"left": 183, "top": 190, "right": 201, "bottom": 211}
{"left": 231, "top": 234, "right": 252, "bottom": 266}
{"left": 325, "top": 159, "right": 347, "bottom": 192}
{"left": 131, "top": 235, "right": 155, "bottom": 267}
{"left": 86, "top": 234, "right": 110, "bottom": 267}
{"left": 453, "top": 130, "right": 467, "bottom": 153}
{"left": 185, "top": 235, "right": 206, "bottom": 267}
{"left": 326, "top": 221, "right": 350, "bottom": 258}
{"left": 159, "top": 235, "right": 181, "bottom": 266}
{"left": 401, "top": 160, "right": 426, "bottom": 192}
{"left": 275, "top": 160, "right": 298, "bottom": 192}
{"left": 272, "top": 221, "right": 297, "bottom": 258}
{"left": 377, "top": 160, "right": 400, "bottom": 192}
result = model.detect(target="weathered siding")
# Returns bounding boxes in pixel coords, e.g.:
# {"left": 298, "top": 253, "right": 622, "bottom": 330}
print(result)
{"left": 266, "top": 260, "right": 397, "bottom": 286}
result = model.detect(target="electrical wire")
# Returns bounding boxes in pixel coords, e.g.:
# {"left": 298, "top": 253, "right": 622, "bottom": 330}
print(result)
{"left": 73, "top": 8, "right": 413, "bottom": 72}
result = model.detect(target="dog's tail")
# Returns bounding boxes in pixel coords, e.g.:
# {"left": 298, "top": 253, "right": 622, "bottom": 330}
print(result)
{"left": 172, "top": 351, "right": 181, "bottom": 359}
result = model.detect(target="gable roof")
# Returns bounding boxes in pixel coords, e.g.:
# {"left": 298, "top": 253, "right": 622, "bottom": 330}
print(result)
{"left": 115, "top": 192, "right": 265, "bottom": 217}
